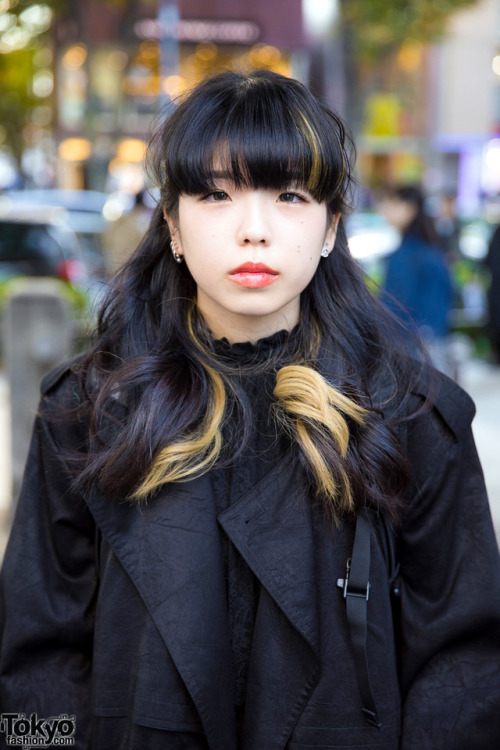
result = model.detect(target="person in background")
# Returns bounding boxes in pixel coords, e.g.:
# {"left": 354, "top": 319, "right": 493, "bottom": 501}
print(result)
{"left": 379, "top": 184, "right": 454, "bottom": 375}
{"left": 435, "top": 191, "right": 461, "bottom": 260}
{"left": 102, "top": 189, "right": 152, "bottom": 276}
{"left": 484, "top": 222, "right": 500, "bottom": 364}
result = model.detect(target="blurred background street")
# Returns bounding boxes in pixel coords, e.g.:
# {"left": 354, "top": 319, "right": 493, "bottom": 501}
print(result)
{"left": 1, "top": 0, "right": 500, "bottom": 554}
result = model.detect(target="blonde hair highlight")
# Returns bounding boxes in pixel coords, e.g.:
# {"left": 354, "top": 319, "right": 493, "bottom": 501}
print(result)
{"left": 132, "top": 362, "right": 226, "bottom": 499}
{"left": 297, "top": 112, "right": 322, "bottom": 193}
{"left": 131, "top": 305, "right": 228, "bottom": 500}
{"left": 295, "top": 110, "right": 347, "bottom": 199}
{"left": 273, "top": 365, "right": 366, "bottom": 518}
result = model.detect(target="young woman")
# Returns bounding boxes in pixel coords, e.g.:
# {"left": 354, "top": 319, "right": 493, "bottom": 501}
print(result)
{"left": 1, "top": 70, "right": 499, "bottom": 750}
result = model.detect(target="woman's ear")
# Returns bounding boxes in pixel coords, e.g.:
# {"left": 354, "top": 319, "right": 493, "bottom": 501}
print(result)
{"left": 324, "top": 213, "right": 341, "bottom": 254}
{"left": 163, "top": 207, "right": 184, "bottom": 262}
{"left": 163, "top": 207, "right": 177, "bottom": 238}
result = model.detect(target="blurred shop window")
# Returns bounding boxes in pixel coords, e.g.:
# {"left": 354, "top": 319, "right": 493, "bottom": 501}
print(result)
{"left": 122, "top": 41, "right": 161, "bottom": 133}
{"left": 363, "top": 94, "right": 402, "bottom": 138}
{"left": 58, "top": 44, "right": 88, "bottom": 132}
{"left": 89, "top": 48, "right": 127, "bottom": 134}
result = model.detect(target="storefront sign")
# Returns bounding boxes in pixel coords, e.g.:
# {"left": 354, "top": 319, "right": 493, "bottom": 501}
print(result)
{"left": 134, "top": 18, "right": 260, "bottom": 44}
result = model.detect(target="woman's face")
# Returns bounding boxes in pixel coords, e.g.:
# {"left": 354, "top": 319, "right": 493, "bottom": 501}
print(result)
{"left": 165, "top": 181, "right": 339, "bottom": 343}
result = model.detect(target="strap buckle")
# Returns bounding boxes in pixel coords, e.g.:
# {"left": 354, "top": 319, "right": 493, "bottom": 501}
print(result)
{"left": 337, "top": 558, "right": 370, "bottom": 601}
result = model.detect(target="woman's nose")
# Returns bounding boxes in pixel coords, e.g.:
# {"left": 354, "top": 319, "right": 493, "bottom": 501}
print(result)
{"left": 236, "top": 195, "right": 271, "bottom": 246}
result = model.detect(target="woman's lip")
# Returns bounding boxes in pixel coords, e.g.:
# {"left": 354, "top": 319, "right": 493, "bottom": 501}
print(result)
{"left": 229, "top": 262, "right": 278, "bottom": 274}
{"left": 228, "top": 262, "right": 279, "bottom": 288}
{"left": 229, "top": 272, "right": 279, "bottom": 288}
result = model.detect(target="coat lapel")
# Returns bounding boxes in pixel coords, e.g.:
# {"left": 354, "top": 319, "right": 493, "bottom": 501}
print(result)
{"left": 219, "top": 452, "right": 321, "bottom": 750}
{"left": 85, "top": 475, "right": 238, "bottom": 750}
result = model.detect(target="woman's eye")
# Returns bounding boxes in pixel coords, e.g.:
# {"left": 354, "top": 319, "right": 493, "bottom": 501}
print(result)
{"left": 204, "top": 191, "right": 229, "bottom": 202}
{"left": 278, "top": 192, "right": 305, "bottom": 204}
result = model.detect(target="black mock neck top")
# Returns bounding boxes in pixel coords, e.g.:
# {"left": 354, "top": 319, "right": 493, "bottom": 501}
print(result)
{"left": 210, "top": 329, "right": 295, "bottom": 713}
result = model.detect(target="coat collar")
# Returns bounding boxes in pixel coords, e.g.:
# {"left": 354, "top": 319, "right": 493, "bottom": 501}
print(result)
{"left": 85, "top": 450, "right": 320, "bottom": 750}
{"left": 86, "top": 471, "right": 237, "bottom": 748}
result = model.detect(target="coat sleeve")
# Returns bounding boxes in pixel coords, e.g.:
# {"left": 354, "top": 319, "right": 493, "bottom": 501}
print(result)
{"left": 399, "top": 379, "right": 500, "bottom": 748}
{"left": 0, "top": 380, "right": 96, "bottom": 749}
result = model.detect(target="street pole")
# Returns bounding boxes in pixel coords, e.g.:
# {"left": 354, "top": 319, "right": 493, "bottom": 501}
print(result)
{"left": 158, "top": 0, "right": 179, "bottom": 114}
{"left": 3, "top": 279, "right": 73, "bottom": 505}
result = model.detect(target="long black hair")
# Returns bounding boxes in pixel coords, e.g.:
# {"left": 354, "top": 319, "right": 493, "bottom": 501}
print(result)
{"left": 61, "top": 70, "right": 427, "bottom": 523}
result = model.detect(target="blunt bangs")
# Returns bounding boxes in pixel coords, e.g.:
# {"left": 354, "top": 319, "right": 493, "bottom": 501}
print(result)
{"left": 151, "top": 71, "right": 353, "bottom": 211}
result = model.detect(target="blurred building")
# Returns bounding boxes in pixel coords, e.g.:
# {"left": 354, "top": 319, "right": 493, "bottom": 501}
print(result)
{"left": 431, "top": 0, "right": 500, "bottom": 217}
{"left": 52, "top": 0, "right": 304, "bottom": 193}
{"left": 8, "top": 0, "right": 500, "bottom": 219}
{"left": 357, "top": 0, "right": 500, "bottom": 219}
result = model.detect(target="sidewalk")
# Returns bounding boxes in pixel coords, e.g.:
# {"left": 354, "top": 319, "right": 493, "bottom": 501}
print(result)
{"left": 460, "top": 359, "right": 500, "bottom": 546}
{"left": 0, "top": 374, "right": 11, "bottom": 560}
{"left": 0, "top": 360, "right": 499, "bottom": 558}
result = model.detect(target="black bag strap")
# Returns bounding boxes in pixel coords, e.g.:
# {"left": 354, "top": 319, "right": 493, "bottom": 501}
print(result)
{"left": 337, "top": 513, "right": 382, "bottom": 729}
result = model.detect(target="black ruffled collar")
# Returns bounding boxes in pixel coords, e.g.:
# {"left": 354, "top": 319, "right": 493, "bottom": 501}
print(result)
{"left": 213, "top": 325, "right": 299, "bottom": 364}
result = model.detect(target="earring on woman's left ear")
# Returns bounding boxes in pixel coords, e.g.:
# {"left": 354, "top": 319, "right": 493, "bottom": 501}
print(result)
{"left": 321, "top": 246, "right": 329, "bottom": 258}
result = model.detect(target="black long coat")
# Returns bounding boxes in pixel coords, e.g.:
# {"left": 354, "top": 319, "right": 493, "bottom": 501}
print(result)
{"left": 1, "top": 361, "right": 500, "bottom": 749}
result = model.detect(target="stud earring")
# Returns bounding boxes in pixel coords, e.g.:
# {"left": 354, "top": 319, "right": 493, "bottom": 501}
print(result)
{"left": 321, "top": 246, "right": 329, "bottom": 258}
{"left": 170, "top": 241, "right": 183, "bottom": 264}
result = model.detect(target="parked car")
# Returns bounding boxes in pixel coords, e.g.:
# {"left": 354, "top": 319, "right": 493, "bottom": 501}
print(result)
{"left": 0, "top": 203, "right": 89, "bottom": 283}
{"left": 0, "top": 200, "right": 109, "bottom": 330}
{"left": 4, "top": 190, "right": 106, "bottom": 276}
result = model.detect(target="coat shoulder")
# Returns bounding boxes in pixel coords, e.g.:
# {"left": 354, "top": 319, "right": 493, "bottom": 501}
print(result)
{"left": 38, "top": 353, "right": 90, "bottom": 451}
{"left": 400, "top": 366, "right": 479, "bottom": 499}
{"left": 410, "top": 367, "right": 476, "bottom": 441}
{"left": 375, "top": 358, "right": 475, "bottom": 440}
{"left": 40, "top": 353, "right": 86, "bottom": 398}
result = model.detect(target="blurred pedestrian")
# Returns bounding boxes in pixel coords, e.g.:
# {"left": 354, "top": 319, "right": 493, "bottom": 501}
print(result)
{"left": 435, "top": 191, "right": 461, "bottom": 259}
{"left": 1, "top": 72, "right": 499, "bottom": 749}
{"left": 485, "top": 223, "right": 500, "bottom": 363}
{"left": 379, "top": 184, "right": 454, "bottom": 374}
{"left": 102, "top": 189, "right": 151, "bottom": 276}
